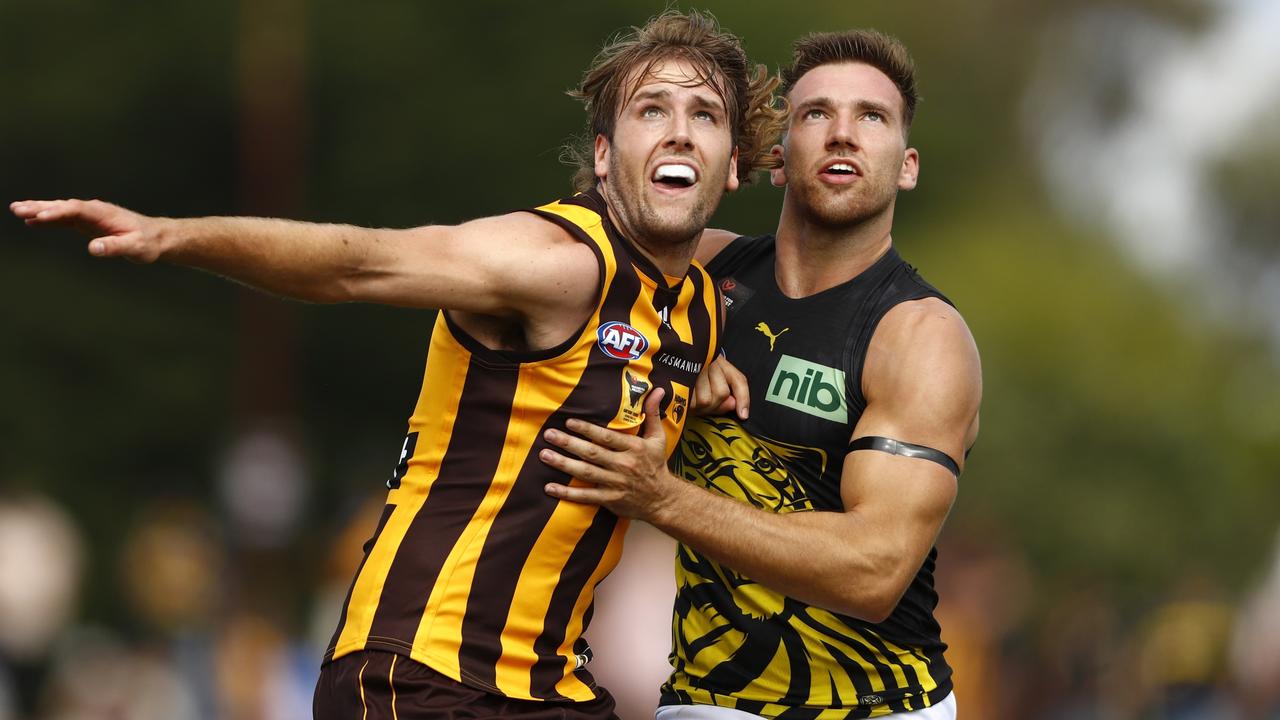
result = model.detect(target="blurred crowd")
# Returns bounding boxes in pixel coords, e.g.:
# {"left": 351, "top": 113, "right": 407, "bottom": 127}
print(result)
{"left": 1, "top": 483, "right": 1278, "bottom": 720}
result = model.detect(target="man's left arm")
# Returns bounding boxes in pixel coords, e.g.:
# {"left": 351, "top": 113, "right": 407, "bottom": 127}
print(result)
{"left": 540, "top": 297, "right": 981, "bottom": 622}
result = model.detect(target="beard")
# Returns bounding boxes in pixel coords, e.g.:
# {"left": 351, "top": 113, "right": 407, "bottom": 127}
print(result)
{"left": 604, "top": 153, "right": 728, "bottom": 247}
{"left": 786, "top": 171, "right": 898, "bottom": 230}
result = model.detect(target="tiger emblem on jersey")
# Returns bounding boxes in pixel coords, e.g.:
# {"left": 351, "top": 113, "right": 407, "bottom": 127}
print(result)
{"left": 673, "top": 415, "right": 825, "bottom": 623}
{"left": 668, "top": 416, "right": 936, "bottom": 714}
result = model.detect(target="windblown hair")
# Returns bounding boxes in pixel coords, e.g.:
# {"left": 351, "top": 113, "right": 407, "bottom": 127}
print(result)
{"left": 564, "top": 10, "right": 784, "bottom": 192}
{"left": 781, "top": 30, "right": 920, "bottom": 133}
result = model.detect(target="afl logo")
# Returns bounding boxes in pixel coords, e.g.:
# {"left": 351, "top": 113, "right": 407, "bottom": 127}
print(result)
{"left": 597, "top": 321, "right": 649, "bottom": 361}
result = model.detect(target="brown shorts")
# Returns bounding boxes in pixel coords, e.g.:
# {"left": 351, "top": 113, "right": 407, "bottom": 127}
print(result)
{"left": 313, "top": 651, "right": 619, "bottom": 720}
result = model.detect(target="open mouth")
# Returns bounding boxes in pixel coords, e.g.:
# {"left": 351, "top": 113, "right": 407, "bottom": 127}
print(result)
{"left": 821, "top": 161, "right": 860, "bottom": 178}
{"left": 652, "top": 163, "right": 697, "bottom": 190}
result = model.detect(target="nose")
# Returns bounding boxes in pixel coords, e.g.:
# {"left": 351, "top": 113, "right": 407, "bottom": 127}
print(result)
{"left": 826, "top": 112, "right": 859, "bottom": 151}
{"left": 664, "top": 114, "right": 694, "bottom": 151}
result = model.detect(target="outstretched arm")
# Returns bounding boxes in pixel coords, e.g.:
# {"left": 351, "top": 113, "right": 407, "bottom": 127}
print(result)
{"left": 539, "top": 297, "right": 980, "bottom": 622}
{"left": 10, "top": 199, "right": 599, "bottom": 318}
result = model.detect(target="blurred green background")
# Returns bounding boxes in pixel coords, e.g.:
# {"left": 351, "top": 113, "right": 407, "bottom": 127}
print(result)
{"left": 3, "top": 1, "right": 1278, "bottom": 718}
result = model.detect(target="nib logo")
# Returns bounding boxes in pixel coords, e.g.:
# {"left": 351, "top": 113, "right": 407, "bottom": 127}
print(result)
{"left": 765, "top": 355, "right": 848, "bottom": 423}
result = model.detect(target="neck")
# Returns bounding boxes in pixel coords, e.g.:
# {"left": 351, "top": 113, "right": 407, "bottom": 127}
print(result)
{"left": 599, "top": 182, "right": 697, "bottom": 280}
{"left": 772, "top": 193, "right": 896, "bottom": 298}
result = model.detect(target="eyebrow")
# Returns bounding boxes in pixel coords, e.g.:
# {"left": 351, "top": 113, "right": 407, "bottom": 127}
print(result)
{"left": 631, "top": 88, "right": 673, "bottom": 104}
{"left": 796, "top": 96, "right": 897, "bottom": 120}
{"left": 630, "top": 87, "right": 727, "bottom": 114}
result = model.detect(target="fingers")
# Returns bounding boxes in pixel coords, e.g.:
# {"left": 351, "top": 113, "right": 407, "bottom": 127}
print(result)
{"left": 712, "top": 396, "right": 738, "bottom": 416}
{"left": 722, "top": 360, "right": 751, "bottom": 419}
{"left": 561, "top": 415, "right": 636, "bottom": 451}
{"left": 543, "top": 482, "right": 611, "bottom": 506}
{"left": 11, "top": 199, "right": 60, "bottom": 221}
{"left": 543, "top": 427, "right": 621, "bottom": 467}
{"left": 692, "top": 366, "right": 729, "bottom": 414}
{"left": 692, "top": 357, "right": 750, "bottom": 419}
{"left": 539, "top": 446, "right": 606, "bottom": 480}
{"left": 87, "top": 231, "right": 148, "bottom": 259}
{"left": 11, "top": 199, "right": 100, "bottom": 223}
{"left": 641, "top": 388, "right": 666, "bottom": 440}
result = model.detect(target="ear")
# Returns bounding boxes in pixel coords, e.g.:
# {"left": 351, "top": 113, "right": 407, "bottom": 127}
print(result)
{"left": 594, "top": 134, "right": 610, "bottom": 181}
{"left": 725, "top": 147, "right": 740, "bottom": 192}
{"left": 768, "top": 144, "right": 787, "bottom": 187}
{"left": 898, "top": 147, "right": 919, "bottom": 191}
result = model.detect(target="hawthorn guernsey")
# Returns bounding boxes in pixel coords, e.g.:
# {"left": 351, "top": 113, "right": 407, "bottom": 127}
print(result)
{"left": 323, "top": 190, "right": 723, "bottom": 702}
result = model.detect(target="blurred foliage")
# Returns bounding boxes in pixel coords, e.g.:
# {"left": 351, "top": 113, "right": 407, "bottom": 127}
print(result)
{"left": 2, "top": 0, "right": 1278, "bottom": 635}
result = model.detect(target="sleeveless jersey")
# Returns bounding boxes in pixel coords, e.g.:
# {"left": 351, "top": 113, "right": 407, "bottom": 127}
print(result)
{"left": 661, "top": 235, "right": 954, "bottom": 718}
{"left": 325, "top": 189, "right": 721, "bottom": 703}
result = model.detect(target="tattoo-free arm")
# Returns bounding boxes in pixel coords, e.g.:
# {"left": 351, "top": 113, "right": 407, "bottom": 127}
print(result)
{"left": 10, "top": 199, "right": 598, "bottom": 317}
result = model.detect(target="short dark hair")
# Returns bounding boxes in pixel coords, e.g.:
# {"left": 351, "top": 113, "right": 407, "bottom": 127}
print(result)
{"left": 564, "top": 10, "right": 783, "bottom": 192}
{"left": 781, "top": 30, "right": 919, "bottom": 132}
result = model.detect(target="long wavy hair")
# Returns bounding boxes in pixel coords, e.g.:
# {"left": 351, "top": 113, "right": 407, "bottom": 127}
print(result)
{"left": 563, "top": 10, "right": 785, "bottom": 192}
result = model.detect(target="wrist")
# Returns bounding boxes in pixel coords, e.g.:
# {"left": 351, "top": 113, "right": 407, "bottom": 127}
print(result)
{"left": 152, "top": 216, "right": 183, "bottom": 262}
{"left": 646, "top": 469, "right": 690, "bottom": 529}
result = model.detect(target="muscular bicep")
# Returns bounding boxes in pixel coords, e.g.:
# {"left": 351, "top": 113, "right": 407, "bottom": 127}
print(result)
{"left": 838, "top": 447, "right": 957, "bottom": 587}
{"left": 853, "top": 298, "right": 982, "bottom": 467}
{"left": 836, "top": 299, "right": 981, "bottom": 589}
{"left": 347, "top": 212, "right": 600, "bottom": 317}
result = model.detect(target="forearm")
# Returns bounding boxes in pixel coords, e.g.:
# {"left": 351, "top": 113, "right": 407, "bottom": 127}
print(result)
{"left": 649, "top": 478, "right": 912, "bottom": 622}
{"left": 157, "top": 215, "right": 393, "bottom": 303}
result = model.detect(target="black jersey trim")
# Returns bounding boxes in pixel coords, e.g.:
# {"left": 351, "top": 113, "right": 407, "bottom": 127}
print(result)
{"left": 703, "top": 234, "right": 771, "bottom": 278}
{"left": 846, "top": 436, "right": 960, "bottom": 478}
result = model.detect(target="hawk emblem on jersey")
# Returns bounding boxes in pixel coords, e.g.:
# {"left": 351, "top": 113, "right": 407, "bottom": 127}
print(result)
{"left": 670, "top": 394, "right": 687, "bottom": 423}
{"left": 754, "top": 322, "right": 789, "bottom": 351}
{"left": 597, "top": 321, "right": 649, "bottom": 360}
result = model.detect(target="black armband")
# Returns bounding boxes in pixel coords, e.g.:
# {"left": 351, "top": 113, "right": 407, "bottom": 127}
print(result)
{"left": 846, "top": 436, "right": 961, "bottom": 478}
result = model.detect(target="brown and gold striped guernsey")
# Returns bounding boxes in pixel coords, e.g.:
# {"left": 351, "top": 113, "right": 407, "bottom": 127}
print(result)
{"left": 325, "top": 188, "right": 721, "bottom": 703}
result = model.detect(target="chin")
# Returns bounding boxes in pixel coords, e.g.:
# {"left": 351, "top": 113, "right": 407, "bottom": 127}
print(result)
{"left": 642, "top": 203, "right": 712, "bottom": 243}
{"left": 806, "top": 192, "right": 891, "bottom": 229}
{"left": 641, "top": 217, "right": 703, "bottom": 245}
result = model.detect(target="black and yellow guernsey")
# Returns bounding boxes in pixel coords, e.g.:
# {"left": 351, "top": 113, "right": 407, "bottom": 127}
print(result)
{"left": 662, "top": 235, "right": 954, "bottom": 719}
{"left": 325, "top": 189, "right": 721, "bottom": 703}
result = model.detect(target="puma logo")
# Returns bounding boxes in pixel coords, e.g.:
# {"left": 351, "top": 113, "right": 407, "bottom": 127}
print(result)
{"left": 754, "top": 322, "right": 790, "bottom": 351}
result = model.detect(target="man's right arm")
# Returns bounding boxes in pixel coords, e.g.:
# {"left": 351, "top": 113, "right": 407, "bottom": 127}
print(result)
{"left": 10, "top": 199, "right": 599, "bottom": 319}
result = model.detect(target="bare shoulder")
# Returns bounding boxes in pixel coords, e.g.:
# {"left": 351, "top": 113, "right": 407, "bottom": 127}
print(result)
{"left": 694, "top": 228, "right": 741, "bottom": 266}
{"left": 396, "top": 211, "right": 599, "bottom": 318}
{"left": 448, "top": 211, "right": 599, "bottom": 280}
{"left": 874, "top": 298, "right": 978, "bottom": 363}
{"left": 863, "top": 297, "right": 982, "bottom": 449}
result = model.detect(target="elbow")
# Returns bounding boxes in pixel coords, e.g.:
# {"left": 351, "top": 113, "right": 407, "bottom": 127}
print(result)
{"left": 321, "top": 266, "right": 385, "bottom": 304}
{"left": 321, "top": 275, "right": 360, "bottom": 304}
{"left": 832, "top": 587, "right": 900, "bottom": 624}
{"left": 831, "top": 561, "right": 912, "bottom": 623}
{"left": 855, "top": 592, "right": 900, "bottom": 624}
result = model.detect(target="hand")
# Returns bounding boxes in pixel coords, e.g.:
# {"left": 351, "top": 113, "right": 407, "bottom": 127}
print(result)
{"left": 540, "top": 389, "right": 679, "bottom": 521}
{"left": 692, "top": 355, "right": 749, "bottom": 419}
{"left": 10, "top": 199, "right": 166, "bottom": 262}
